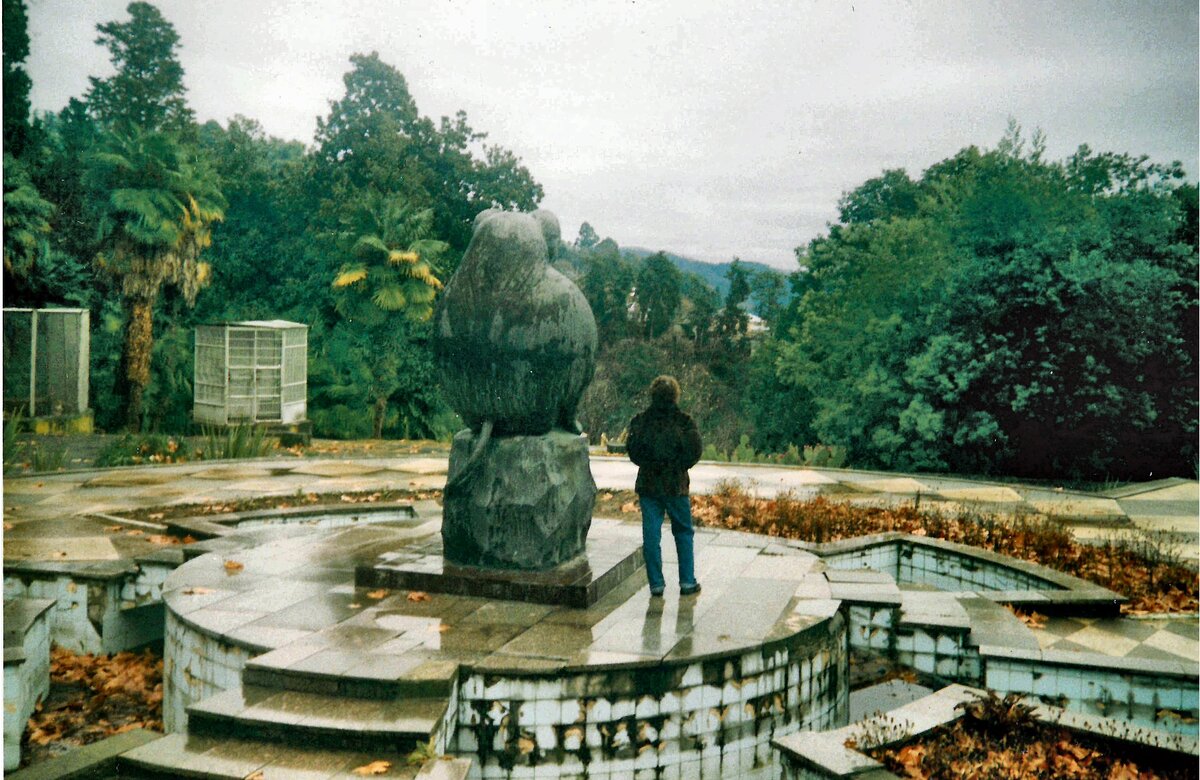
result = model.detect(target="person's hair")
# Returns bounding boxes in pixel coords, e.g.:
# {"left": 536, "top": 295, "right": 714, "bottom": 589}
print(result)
{"left": 649, "top": 375, "right": 680, "bottom": 405}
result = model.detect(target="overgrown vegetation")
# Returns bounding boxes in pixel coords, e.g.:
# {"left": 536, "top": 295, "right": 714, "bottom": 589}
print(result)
{"left": 94, "top": 424, "right": 276, "bottom": 466}
{"left": 694, "top": 482, "right": 1197, "bottom": 614}
{"left": 864, "top": 690, "right": 1198, "bottom": 779}
{"left": 2, "top": 407, "right": 67, "bottom": 472}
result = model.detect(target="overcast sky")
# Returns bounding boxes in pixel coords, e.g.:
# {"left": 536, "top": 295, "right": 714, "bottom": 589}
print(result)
{"left": 25, "top": 0, "right": 1199, "bottom": 269}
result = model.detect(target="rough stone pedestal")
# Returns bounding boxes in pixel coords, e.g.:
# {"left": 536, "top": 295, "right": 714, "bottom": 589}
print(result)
{"left": 442, "top": 429, "right": 595, "bottom": 570}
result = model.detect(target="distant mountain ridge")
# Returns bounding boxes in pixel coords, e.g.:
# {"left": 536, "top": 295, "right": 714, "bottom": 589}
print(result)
{"left": 622, "top": 247, "right": 780, "bottom": 297}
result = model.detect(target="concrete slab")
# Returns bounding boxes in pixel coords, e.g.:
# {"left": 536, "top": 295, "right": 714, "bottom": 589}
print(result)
{"left": 83, "top": 471, "right": 180, "bottom": 487}
{"left": 857, "top": 477, "right": 931, "bottom": 495}
{"left": 190, "top": 466, "right": 277, "bottom": 481}
{"left": 386, "top": 458, "right": 449, "bottom": 475}
{"left": 5, "top": 536, "right": 120, "bottom": 561}
{"left": 1121, "top": 483, "right": 1200, "bottom": 502}
{"left": 290, "top": 462, "right": 389, "bottom": 478}
{"left": 1027, "top": 497, "right": 1125, "bottom": 520}
{"left": 938, "top": 486, "right": 1025, "bottom": 503}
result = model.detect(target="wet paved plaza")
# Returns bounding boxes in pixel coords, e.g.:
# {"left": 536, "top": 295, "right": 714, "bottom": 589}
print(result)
{"left": 3, "top": 453, "right": 1197, "bottom": 778}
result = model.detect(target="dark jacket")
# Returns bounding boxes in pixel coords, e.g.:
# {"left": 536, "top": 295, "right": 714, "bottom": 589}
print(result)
{"left": 627, "top": 399, "right": 703, "bottom": 496}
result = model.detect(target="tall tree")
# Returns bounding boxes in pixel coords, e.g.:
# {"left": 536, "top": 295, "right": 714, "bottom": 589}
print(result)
{"left": 634, "top": 251, "right": 682, "bottom": 339}
{"left": 581, "top": 241, "right": 634, "bottom": 345}
{"left": 85, "top": 127, "right": 225, "bottom": 429}
{"left": 575, "top": 221, "right": 600, "bottom": 250}
{"left": 716, "top": 259, "right": 751, "bottom": 339}
{"left": 84, "top": 1, "right": 193, "bottom": 132}
{"left": 3, "top": 0, "right": 33, "bottom": 157}
{"left": 330, "top": 191, "right": 447, "bottom": 437}
{"left": 312, "top": 53, "right": 541, "bottom": 260}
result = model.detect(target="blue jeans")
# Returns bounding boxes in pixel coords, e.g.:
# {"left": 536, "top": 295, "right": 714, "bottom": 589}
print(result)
{"left": 639, "top": 495, "right": 698, "bottom": 591}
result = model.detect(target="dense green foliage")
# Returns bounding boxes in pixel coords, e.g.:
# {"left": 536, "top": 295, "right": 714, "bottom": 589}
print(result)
{"left": 770, "top": 127, "right": 1197, "bottom": 479}
{"left": 4, "top": 2, "right": 540, "bottom": 439}
{"left": 4, "top": 1, "right": 1194, "bottom": 481}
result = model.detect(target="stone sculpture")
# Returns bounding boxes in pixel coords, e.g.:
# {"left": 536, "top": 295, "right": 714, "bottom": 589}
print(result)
{"left": 432, "top": 210, "right": 598, "bottom": 569}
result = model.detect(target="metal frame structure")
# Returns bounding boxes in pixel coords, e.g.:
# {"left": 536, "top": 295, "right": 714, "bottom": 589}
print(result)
{"left": 2, "top": 308, "right": 90, "bottom": 417}
{"left": 194, "top": 320, "right": 307, "bottom": 425}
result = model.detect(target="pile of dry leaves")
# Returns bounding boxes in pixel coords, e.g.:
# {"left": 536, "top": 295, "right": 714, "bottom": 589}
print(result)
{"left": 866, "top": 692, "right": 1197, "bottom": 780}
{"left": 23, "top": 647, "right": 163, "bottom": 766}
{"left": 692, "top": 484, "right": 1198, "bottom": 614}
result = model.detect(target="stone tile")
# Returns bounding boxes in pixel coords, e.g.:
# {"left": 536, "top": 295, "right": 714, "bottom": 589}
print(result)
{"left": 1124, "top": 644, "right": 1187, "bottom": 663}
{"left": 458, "top": 601, "right": 553, "bottom": 627}
{"left": 385, "top": 458, "right": 448, "bottom": 475}
{"left": 1027, "top": 497, "right": 1124, "bottom": 520}
{"left": 1141, "top": 629, "right": 1198, "bottom": 660}
{"left": 83, "top": 471, "right": 180, "bottom": 487}
{"left": 188, "top": 607, "right": 269, "bottom": 636}
{"left": 4, "top": 536, "right": 120, "bottom": 561}
{"left": 1120, "top": 483, "right": 1199, "bottom": 502}
{"left": 251, "top": 594, "right": 366, "bottom": 631}
{"left": 289, "top": 649, "right": 369, "bottom": 676}
{"left": 1037, "top": 617, "right": 1091, "bottom": 638}
{"left": 225, "top": 625, "right": 316, "bottom": 651}
{"left": 1060, "top": 625, "right": 1140, "bottom": 656}
{"left": 190, "top": 465, "right": 278, "bottom": 481}
{"left": 937, "top": 486, "right": 1025, "bottom": 503}
{"left": 1162, "top": 620, "right": 1200, "bottom": 639}
{"left": 290, "top": 461, "right": 390, "bottom": 478}
{"left": 499, "top": 622, "right": 597, "bottom": 658}
{"left": 1037, "top": 638, "right": 1093, "bottom": 654}
{"left": 857, "top": 477, "right": 931, "bottom": 495}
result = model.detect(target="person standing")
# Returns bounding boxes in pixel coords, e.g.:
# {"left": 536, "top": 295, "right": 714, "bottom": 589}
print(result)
{"left": 626, "top": 375, "right": 703, "bottom": 597}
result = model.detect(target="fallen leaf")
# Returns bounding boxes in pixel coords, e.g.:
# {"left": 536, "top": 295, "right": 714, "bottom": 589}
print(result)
{"left": 224, "top": 560, "right": 245, "bottom": 574}
{"left": 244, "top": 772, "right": 265, "bottom": 780}
{"left": 125, "top": 529, "right": 144, "bottom": 536}
{"left": 352, "top": 760, "right": 392, "bottom": 776}
{"left": 182, "top": 535, "right": 197, "bottom": 544}
{"left": 104, "top": 525, "right": 123, "bottom": 532}
{"left": 146, "top": 535, "right": 180, "bottom": 546}
{"left": 407, "top": 591, "right": 430, "bottom": 602}
{"left": 620, "top": 502, "right": 638, "bottom": 513}
{"left": 3, "top": 522, "right": 13, "bottom": 531}
{"left": 147, "top": 512, "right": 165, "bottom": 521}
{"left": 366, "top": 589, "right": 388, "bottom": 599}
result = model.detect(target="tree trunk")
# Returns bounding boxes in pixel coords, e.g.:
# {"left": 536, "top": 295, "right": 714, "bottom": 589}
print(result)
{"left": 123, "top": 296, "right": 155, "bottom": 432}
{"left": 373, "top": 395, "right": 388, "bottom": 439}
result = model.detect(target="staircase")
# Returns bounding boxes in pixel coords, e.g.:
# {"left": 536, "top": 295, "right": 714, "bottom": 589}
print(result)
{"left": 119, "top": 639, "right": 465, "bottom": 779}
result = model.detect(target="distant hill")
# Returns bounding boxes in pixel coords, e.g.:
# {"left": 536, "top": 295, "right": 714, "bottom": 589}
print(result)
{"left": 622, "top": 247, "right": 781, "bottom": 298}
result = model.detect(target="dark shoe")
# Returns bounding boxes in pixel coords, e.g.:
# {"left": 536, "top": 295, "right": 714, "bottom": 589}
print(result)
{"left": 680, "top": 583, "right": 702, "bottom": 596}
{"left": 650, "top": 588, "right": 664, "bottom": 598}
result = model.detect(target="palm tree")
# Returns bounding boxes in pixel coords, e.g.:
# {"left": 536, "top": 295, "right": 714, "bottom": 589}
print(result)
{"left": 85, "top": 126, "right": 225, "bottom": 430}
{"left": 331, "top": 191, "right": 446, "bottom": 437}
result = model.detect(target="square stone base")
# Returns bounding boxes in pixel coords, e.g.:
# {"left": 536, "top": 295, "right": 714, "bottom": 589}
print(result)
{"left": 356, "top": 522, "right": 644, "bottom": 608}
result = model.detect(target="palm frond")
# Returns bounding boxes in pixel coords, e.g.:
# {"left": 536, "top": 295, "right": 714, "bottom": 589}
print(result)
{"left": 372, "top": 285, "right": 408, "bottom": 311}
{"left": 352, "top": 235, "right": 390, "bottom": 262}
{"left": 333, "top": 265, "right": 368, "bottom": 288}
{"left": 388, "top": 250, "right": 420, "bottom": 265}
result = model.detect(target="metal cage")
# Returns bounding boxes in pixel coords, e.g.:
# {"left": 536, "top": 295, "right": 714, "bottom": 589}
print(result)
{"left": 193, "top": 320, "right": 307, "bottom": 425}
{"left": 2, "top": 308, "right": 90, "bottom": 417}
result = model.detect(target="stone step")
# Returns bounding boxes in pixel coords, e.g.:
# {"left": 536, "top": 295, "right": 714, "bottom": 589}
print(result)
{"left": 119, "top": 732, "right": 470, "bottom": 779}
{"left": 242, "top": 645, "right": 460, "bottom": 700}
{"left": 185, "top": 685, "right": 448, "bottom": 754}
